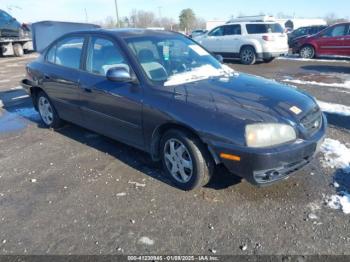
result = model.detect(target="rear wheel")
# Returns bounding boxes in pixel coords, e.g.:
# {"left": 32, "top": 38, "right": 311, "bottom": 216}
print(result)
{"left": 13, "top": 43, "right": 24, "bottom": 57}
{"left": 300, "top": 45, "right": 315, "bottom": 59}
{"left": 240, "top": 46, "right": 256, "bottom": 65}
{"left": 36, "top": 91, "right": 63, "bottom": 129}
{"left": 160, "top": 129, "right": 214, "bottom": 191}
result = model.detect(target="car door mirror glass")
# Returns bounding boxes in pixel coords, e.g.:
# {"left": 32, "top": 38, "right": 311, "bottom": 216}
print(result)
{"left": 106, "top": 67, "right": 134, "bottom": 82}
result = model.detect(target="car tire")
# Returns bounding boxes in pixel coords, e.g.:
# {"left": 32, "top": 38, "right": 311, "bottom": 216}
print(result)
{"left": 36, "top": 91, "right": 63, "bottom": 129}
{"left": 240, "top": 46, "right": 256, "bottom": 65}
{"left": 300, "top": 45, "right": 315, "bottom": 59}
{"left": 13, "top": 43, "right": 24, "bottom": 57}
{"left": 263, "top": 57, "right": 275, "bottom": 63}
{"left": 160, "top": 129, "right": 214, "bottom": 191}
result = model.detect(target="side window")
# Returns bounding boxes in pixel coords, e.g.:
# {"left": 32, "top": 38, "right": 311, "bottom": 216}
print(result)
{"left": 48, "top": 37, "right": 84, "bottom": 69}
{"left": 86, "top": 37, "right": 130, "bottom": 76}
{"left": 47, "top": 45, "right": 56, "bottom": 64}
{"left": 127, "top": 40, "right": 160, "bottom": 61}
{"left": 224, "top": 25, "right": 241, "bottom": 36}
{"left": 323, "top": 25, "right": 347, "bottom": 37}
{"left": 209, "top": 26, "right": 224, "bottom": 37}
{"left": 347, "top": 26, "right": 350, "bottom": 35}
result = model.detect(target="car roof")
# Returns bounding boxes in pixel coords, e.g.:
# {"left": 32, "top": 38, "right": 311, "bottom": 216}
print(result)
{"left": 68, "top": 28, "right": 181, "bottom": 39}
{"left": 226, "top": 21, "right": 279, "bottom": 25}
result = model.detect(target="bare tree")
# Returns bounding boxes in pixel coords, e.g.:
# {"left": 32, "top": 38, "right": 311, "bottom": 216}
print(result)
{"left": 324, "top": 13, "right": 349, "bottom": 25}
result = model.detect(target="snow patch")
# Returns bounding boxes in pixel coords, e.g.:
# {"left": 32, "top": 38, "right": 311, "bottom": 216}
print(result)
{"left": 283, "top": 79, "right": 350, "bottom": 89}
{"left": 325, "top": 193, "right": 350, "bottom": 214}
{"left": 164, "top": 64, "right": 235, "bottom": 86}
{"left": 138, "top": 236, "right": 154, "bottom": 245}
{"left": 317, "top": 100, "right": 350, "bottom": 116}
{"left": 278, "top": 55, "right": 350, "bottom": 64}
{"left": 320, "top": 139, "right": 350, "bottom": 172}
{"left": 321, "top": 139, "right": 350, "bottom": 214}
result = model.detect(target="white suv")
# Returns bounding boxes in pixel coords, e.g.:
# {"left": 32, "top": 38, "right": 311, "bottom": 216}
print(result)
{"left": 194, "top": 22, "right": 289, "bottom": 65}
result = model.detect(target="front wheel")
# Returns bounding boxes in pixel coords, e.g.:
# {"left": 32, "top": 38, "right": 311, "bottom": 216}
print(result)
{"left": 36, "top": 91, "right": 63, "bottom": 129}
{"left": 240, "top": 46, "right": 256, "bottom": 65}
{"left": 300, "top": 45, "right": 315, "bottom": 59}
{"left": 160, "top": 129, "right": 214, "bottom": 191}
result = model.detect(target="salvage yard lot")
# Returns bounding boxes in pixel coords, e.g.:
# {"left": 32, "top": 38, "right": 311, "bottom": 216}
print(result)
{"left": 0, "top": 54, "right": 349, "bottom": 255}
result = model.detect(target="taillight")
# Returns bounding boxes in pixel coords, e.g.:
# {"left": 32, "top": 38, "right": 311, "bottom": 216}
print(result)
{"left": 262, "top": 35, "right": 273, "bottom": 41}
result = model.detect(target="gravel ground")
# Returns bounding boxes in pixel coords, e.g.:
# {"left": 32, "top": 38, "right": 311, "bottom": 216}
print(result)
{"left": 0, "top": 54, "right": 349, "bottom": 255}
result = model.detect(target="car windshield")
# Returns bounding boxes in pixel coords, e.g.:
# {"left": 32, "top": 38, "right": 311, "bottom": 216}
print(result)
{"left": 126, "top": 35, "right": 234, "bottom": 86}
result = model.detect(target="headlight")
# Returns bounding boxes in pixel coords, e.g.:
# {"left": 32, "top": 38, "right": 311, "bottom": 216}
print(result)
{"left": 245, "top": 123, "right": 296, "bottom": 148}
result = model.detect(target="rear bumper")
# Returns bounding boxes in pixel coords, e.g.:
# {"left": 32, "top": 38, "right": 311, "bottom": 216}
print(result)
{"left": 212, "top": 114, "right": 327, "bottom": 186}
{"left": 257, "top": 52, "right": 288, "bottom": 60}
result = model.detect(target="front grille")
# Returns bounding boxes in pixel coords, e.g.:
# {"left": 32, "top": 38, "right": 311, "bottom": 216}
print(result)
{"left": 301, "top": 107, "right": 322, "bottom": 136}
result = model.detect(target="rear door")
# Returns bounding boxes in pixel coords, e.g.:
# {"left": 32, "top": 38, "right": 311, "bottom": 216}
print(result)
{"left": 42, "top": 35, "right": 86, "bottom": 124}
{"left": 200, "top": 26, "right": 224, "bottom": 53}
{"left": 316, "top": 24, "right": 348, "bottom": 55}
{"left": 78, "top": 36, "right": 144, "bottom": 148}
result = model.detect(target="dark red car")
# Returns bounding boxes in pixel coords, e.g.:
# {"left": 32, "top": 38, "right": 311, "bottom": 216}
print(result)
{"left": 293, "top": 22, "right": 350, "bottom": 58}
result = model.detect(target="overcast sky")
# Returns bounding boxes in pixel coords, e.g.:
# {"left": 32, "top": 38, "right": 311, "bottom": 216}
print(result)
{"left": 1, "top": 0, "right": 349, "bottom": 23}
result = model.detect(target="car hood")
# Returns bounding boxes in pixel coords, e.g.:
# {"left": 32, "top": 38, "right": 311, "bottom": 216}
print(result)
{"left": 174, "top": 73, "right": 317, "bottom": 124}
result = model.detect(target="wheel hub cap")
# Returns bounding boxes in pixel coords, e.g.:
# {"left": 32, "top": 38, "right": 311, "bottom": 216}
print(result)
{"left": 38, "top": 96, "right": 54, "bottom": 125}
{"left": 164, "top": 139, "right": 193, "bottom": 183}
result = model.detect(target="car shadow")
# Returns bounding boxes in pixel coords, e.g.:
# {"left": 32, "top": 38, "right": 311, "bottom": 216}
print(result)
{"left": 54, "top": 125, "right": 242, "bottom": 190}
{"left": 325, "top": 113, "right": 350, "bottom": 131}
{"left": 301, "top": 65, "right": 350, "bottom": 74}
{"left": 1, "top": 97, "right": 242, "bottom": 190}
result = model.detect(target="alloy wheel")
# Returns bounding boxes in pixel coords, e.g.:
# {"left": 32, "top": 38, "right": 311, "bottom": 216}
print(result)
{"left": 241, "top": 48, "right": 255, "bottom": 64}
{"left": 38, "top": 96, "right": 54, "bottom": 125}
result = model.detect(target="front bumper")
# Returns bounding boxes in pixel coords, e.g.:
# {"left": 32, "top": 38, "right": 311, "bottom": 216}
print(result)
{"left": 212, "top": 114, "right": 327, "bottom": 186}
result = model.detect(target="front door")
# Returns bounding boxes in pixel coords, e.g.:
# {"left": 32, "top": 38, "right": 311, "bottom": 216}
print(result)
{"left": 200, "top": 26, "right": 224, "bottom": 53}
{"left": 78, "top": 36, "right": 144, "bottom": 148}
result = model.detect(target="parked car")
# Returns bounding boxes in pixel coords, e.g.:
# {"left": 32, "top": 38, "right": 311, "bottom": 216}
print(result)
{"left": 0, "top": 9, "right": 25, "bottom": 38}
{"left": 293, "top": 22, "right": 350, "bottom": 59}
{"left": 22, "top": 28, "right": 326, "bottom": 190}
{"left": 194, "top": 22, "right": 289, "bottom": 65}
{"left": 190, "top": 29, "right": 207, "bottom": 38}
{"left": 288, "top": 25, "right": 327, "bottom": 47}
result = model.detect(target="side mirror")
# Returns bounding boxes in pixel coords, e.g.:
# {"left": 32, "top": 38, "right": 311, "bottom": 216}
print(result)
{"left": 106, "top": 67, "right": 135, "bottom": 83}
{"left": 214, "top": 54, "right": 224, "bottom": 64}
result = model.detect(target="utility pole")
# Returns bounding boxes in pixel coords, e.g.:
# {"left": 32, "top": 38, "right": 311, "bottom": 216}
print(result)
{"left": 158, "top": 6, "right": 162, "bottom": 27}
{"left": 84, "top": 8, "right": 88, "bottom": 23}
{"left": 114, "top": 0, "right": 120, "bottom": 27}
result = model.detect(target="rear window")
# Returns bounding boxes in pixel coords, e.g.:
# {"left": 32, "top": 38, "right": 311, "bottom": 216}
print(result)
{"left": 246, "top": 23, "right": 283, "bottom": 34}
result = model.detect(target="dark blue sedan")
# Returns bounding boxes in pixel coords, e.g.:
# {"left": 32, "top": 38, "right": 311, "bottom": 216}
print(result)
{"left": 22, "top": 27, "right": 326, "bottom": 190}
